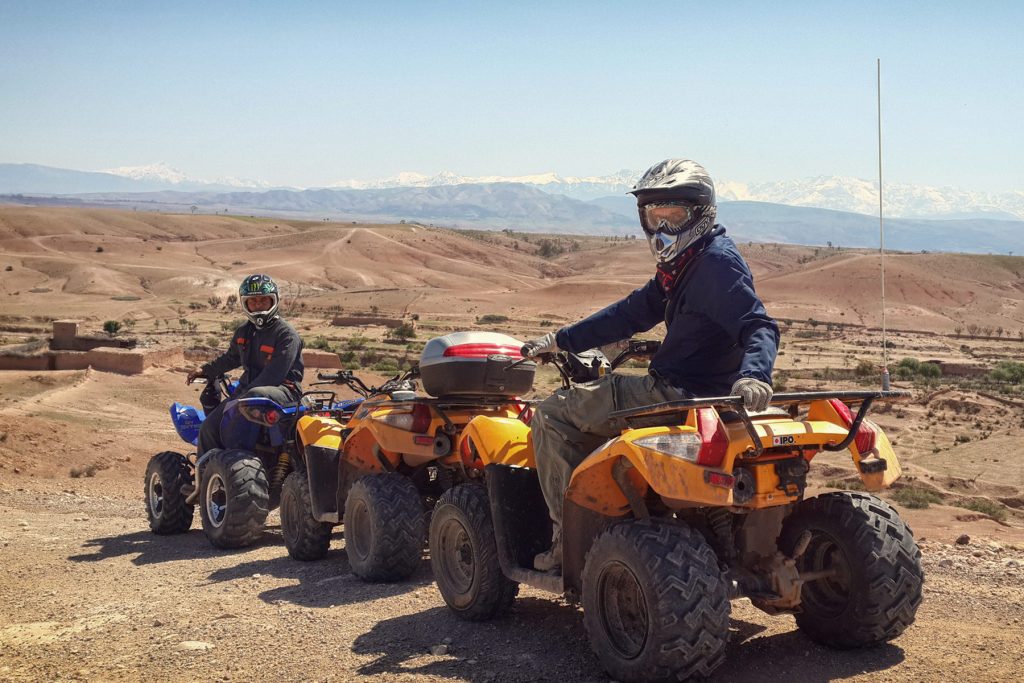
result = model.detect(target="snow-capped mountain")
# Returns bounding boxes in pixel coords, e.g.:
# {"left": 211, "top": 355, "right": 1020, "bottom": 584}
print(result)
{"left": 326, "top": 170, "right": 1024, "bottom": 219}
{"left": 101, "top": 162, "right": 274, "bottom": 190}
{"left": 328, "top": 170, "right": 637, "bottom": 200}
{"left": 716, "top": 177, "right": 1024, "bottom": 220}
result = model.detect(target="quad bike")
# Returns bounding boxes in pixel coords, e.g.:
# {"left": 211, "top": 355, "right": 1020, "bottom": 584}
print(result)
{"left": 429, "top": 340, "right": 924, "bottom": 683}
{"left": 144, "top": 375, "right": 362, "bottom": 549}
{"left": 282, "top": 332, "right": 535, "bottom": 583}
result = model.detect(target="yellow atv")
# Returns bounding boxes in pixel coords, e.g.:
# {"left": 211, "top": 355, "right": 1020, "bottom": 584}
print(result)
{"left": 281, "top": 332, "right": 536, "bottom": 582}
{"left": 429, "top": 341, "right": 923, "bottom": 683}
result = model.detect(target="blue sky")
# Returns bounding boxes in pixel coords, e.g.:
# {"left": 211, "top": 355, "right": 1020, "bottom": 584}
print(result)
{"left": 1, "top": 0, "right": 1021, "bottom": 191}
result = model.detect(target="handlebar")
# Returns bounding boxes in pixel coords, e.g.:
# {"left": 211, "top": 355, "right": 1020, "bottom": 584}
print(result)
{"left": 314, "top": 368, "right": 418, "bottom": 398}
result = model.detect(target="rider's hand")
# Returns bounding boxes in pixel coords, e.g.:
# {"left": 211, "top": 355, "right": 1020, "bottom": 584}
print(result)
{"left": 731, "top": 377, "right": 773, "bottom": 412}
{"left": 186, "top": 368, "right": 206, "bottom": 385}
{"left": 521, "top": 332, "right": 559, "bottom": 358}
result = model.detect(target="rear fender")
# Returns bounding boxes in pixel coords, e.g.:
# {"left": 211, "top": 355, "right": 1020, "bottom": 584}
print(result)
{"left": 342, "top": 424, "right": 400, "bottom": 473}
{"left": 461, "top": 416, "right": 535, "bottom": 468}
{"left": 807, "top": 400, "right": 901, "bottom": 490}
{"left": 296, "top": 415, "right": 345, "bottom": 522}
{"left": 566, "top": 426, "right": 735, "bottom": 515}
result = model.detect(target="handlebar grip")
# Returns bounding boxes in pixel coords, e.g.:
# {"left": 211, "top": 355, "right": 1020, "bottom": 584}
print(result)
{"left": 520, "top": 344, "right": 535, "bottom": 358}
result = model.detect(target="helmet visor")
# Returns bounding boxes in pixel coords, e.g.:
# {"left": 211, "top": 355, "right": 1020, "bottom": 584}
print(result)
{"left": 641, "top": 203, "right": 695, "bottom": 235}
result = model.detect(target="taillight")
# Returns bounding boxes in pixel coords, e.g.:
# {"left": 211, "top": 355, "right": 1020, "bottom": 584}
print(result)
{"left": 379, "top": 402, "right": 433, "bottom": 433}
{"left": 695, "top": 408, "right": 728, "bottom": 466}
{"left": 633, "top": 409, "right": 727, "bottom": 466}
{"left": 827, "top": 399, "right": 877, "bottom": 454}
{"left": 264, "top": 409, "right": 280, "bottom": 426}
{"left": 442, "top": 343, "right": 522, "bottom": 358}
{"left": 410, "top": 403, "right": 432, "bottom": 433}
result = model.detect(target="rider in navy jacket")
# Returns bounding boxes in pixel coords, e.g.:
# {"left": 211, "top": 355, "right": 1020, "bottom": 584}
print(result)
{"left": 554, "top": 225, "right": 778, "bottom": 397}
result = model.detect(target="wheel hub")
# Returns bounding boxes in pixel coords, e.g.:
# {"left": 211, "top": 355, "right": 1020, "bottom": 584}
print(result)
{"left": 148, "top": 472, "right": 164, "bottom": 517}
{"left": 206, "top": 473, "right": 227, "bottom": 528}
{"left": 438, "top": 518, "right": 474, "bottom": 594}
{"left": 598, "top": 561, "right": 649, "bottom": 660}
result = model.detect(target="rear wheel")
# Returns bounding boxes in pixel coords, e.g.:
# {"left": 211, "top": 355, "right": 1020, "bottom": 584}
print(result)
{"left": 779, "top": 491, "right": 923, "bottom": 648}
{"left": 430, "top": 484, "right": 518, "bottom": 620}
{"left": 199, "top": 448, "right": 270, "bottom": 549}
{"left": 144, "top": 451, "right": 194, "bottom": 534}
{"left": 344, "top": 473, "right": 425, "bottom": 582}
{"left": 582, "top": 519, "right": 730, "bottom": 683}
{"left": 281, "top": 471, "right": 334, "bottom": 561}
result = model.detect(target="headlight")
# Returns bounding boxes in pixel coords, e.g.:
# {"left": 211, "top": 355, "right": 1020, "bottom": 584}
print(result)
{"left": 633, "top": 433, "right": 702, "bottom": 461}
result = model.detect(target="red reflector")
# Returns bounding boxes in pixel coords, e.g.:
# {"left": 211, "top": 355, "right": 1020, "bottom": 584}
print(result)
{"left": 442, "top": 343, "right": 522, "bottom": 358}
{"left": 696, "top": 408, "right": 728, "bottom": 466}
{"left": 827, "top": 399, "right": 877, "bottom": 454}
{"left": 704, "top": 471, "right": 735, "bottom": 488}
{"left": 411, "top": 403, "right": 432, "bottom": 433}
{"left": 518, "top": 405, "right": 534, "bottom": 425}
{"left": 413, "top": 435, "right": 434, "bottom": 446}
{"left": 265, "top": 409, "right": 279, "bottom": 425}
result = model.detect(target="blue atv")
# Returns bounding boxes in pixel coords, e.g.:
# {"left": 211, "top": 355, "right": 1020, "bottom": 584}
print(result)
{"left": 144, "top": 375, "right": 363, "bottom": 549}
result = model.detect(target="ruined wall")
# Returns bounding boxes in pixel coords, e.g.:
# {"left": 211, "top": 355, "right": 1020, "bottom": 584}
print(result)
{"left": 302, "top": 349, "right": 341, "bottom": 369}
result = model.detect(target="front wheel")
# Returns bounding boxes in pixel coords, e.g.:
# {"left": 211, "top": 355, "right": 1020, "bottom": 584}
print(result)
{"left": 199, "top": 448, "right": 270, "bottom": 549}
{"left": 144, "top": 451, "right": 194, "bottom": 534}
{"left": 281, "top": 471, "right": 334, "bottom": 561}
{"left": 582, "top": 519, "right": 730, "bottom": 683}
{"left": 430, "top": 484, "right": 518, "bottom": 621}
{"left": 778, "top": 491, "right": 924, "bottom": 648}
{"left": 344, "top": 473, "right": 425, "bottom": 582}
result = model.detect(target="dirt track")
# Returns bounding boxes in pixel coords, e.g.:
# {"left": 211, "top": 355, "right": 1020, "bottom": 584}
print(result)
{"left": 1, "top": 475, "right": 1022, "bottom": 683}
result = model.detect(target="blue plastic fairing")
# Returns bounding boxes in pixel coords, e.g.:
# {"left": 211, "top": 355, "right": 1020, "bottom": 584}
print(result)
{"left": 170, "top": 402, "right": 205, "bottom": 446}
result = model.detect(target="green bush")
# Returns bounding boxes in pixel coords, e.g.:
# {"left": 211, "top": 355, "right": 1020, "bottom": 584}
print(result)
{"left": 990, "top": 361, "right": 1024, "bottom": 384}
{"left": 346, "top": 335, "right": 368, "bottom": 350}
{"left": 372, "top": 358, "right": 400, "bottom": 373}
{"left": 307, "top": 336, "right": 333, "bottom": 351}
{"left": 960, "top": 499, "right": 1007, "bottom": 522}
{"left": 390, "top": 322, "right": 416, "bottom": 340}
{"left": 825, "top": 478, "right": 865, "bottom": 491}
{"left": 102, "top": 320, "right": 122, "bottom": 336}
{"left": 476, "top": 314, "right": 510, "bottom": 325}
{"left": 892, "top": 486, "right": 943, "bottom": 509}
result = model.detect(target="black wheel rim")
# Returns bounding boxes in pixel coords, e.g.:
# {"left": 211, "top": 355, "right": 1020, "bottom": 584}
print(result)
{"left": 800, "top": 532, "right": 853, "bottom": 617}
{"left": 206, "top": 473, "right": 227, "bottom": 528}
{"left": 348, "top": 498, "right": 371, "bottom": 561}
{"left": 148, "top": 471, "right": 164, "bottom": 518}
{"left": 437, "top": 516, "right": 475, "bottom": 597}
{"left": 597, "top": 560, "right": 649, "bottom": 660}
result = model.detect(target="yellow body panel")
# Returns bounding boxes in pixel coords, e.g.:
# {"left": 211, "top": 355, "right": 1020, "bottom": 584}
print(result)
{"left": 462, "top": 416, "right": 535, "bottom": 468}
{"left": 807, "top": 401, "right": 902, "bottom": 490}
{"left": 296, "top": 415, "right": 344, "bottom": 451}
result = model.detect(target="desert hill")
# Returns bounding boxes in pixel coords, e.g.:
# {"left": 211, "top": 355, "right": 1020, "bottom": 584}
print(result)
{"left": 1, "top": 206, "right": 1021, "bottom": 335}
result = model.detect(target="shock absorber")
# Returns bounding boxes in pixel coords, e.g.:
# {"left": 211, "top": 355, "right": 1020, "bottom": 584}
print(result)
{"left": 705, "top": 507, "right": 737, "bottom": 563}
{"left": 271, "top": 453, "right": 290, "bottom": 495}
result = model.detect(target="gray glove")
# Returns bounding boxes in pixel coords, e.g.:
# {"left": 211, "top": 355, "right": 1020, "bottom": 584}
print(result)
{"left": 731, "top": 377, "right": 773, "bottom": 412}
{"left": 522, "top": 331, "right": 559, "bottom": 358}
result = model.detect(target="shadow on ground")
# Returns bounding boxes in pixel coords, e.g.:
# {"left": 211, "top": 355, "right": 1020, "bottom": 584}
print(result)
{"left": 203, "top": 532, "right": 434, "bottom": 608}
{"left": 67, "top": 522, "right": 284, "bottom": 565}
{"left": 352, "top": 604, "right": 906, "bottom": 683}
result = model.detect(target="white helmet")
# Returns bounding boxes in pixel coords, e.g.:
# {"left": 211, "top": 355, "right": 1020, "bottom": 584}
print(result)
{"left": 629, "top": 159, "right": 717, "bottom": 264}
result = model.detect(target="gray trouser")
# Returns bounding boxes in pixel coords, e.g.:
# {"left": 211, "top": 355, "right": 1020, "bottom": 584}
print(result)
{"left": 533, "top": 373, "right": 684, "bottom": 542}
{"left": 196, "top": 384, "right": 298, "bottom": 455}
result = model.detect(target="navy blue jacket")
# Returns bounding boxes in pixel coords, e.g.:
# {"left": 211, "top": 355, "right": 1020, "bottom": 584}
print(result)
{"left": 555, "top": 227, "right": 779, "bottom": 397}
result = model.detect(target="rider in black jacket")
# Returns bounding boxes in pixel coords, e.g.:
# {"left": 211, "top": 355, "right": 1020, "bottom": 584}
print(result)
{"left": 187, "top": 274, "right": 305, "bottom": 455}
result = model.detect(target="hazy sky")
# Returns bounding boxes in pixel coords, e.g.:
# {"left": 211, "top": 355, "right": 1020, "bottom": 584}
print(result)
{"left": 1, "top": 1, "right": 1021, "bottom": 191}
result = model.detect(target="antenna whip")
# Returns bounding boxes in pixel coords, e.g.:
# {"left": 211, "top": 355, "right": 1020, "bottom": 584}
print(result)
{"left": 877, "top": 58, "right": 890, "bottom": 390}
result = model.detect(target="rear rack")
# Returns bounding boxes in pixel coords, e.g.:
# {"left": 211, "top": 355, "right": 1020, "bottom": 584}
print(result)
{"left": 609, "top": 390, "right": 910, "bottom": 457}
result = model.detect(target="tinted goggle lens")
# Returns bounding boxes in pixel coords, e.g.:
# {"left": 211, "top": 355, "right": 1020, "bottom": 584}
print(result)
{"left": 642, "top": 203, "right": 694, "bottom": 235}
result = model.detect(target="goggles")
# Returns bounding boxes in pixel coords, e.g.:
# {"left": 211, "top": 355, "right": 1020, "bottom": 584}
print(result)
{"left": 641, "top": 202, "right": 696, "bottom": 235}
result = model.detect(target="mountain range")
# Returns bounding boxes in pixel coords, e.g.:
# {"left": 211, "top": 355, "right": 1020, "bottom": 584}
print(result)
{"left": 2, "top": 162, "right": 1022, "bottom": 220}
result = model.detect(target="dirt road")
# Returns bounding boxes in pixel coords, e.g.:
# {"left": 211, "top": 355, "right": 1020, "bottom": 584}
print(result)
{"left": 1, "top": 474, "right": 1022, "bottom": 683}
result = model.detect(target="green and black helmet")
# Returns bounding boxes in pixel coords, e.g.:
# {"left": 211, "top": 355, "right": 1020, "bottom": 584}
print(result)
{"left": 239, "top": 274, "right": 280, "bottom": 328}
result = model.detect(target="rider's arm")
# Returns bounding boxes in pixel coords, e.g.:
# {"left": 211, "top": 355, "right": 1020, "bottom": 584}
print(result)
{"left": 246, "top": 325, "right": 302, "bottom": 388}
{"left": 201, "top": 328, "right": 244, "bottom": 378}
{"left": 692, "top": 252, "right": 779, "bottom": 383}
{"left": 555, "top": 278, "right": 664, "bottom": 353}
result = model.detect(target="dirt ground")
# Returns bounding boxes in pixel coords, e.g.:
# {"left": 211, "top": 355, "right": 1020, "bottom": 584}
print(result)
{"left": 0, "top": 368, "right": 1022, "bottom": 682}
